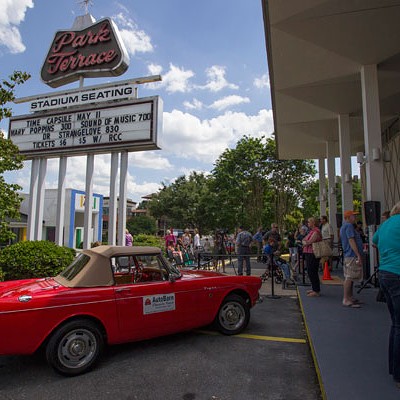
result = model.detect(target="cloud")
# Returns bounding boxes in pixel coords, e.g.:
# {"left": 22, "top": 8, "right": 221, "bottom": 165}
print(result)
{"left": 162, "top": 108, "right": 274, "bottom": 163}
{"left": 112, "top": 12, "right": 153, "bottom": 55}
{"left": 183, "top": 98, "right": 203, "bottom": 110}
{"left": 254, "top": 74, "right": 270, "bottom": 89}
{"left": 157, "top": 63, "right": 195, "bottom": 93}
{"left": 209, "top": 95, "right": 250, "bottom": 111}
{"left": 59, "top": 154, "right": 167, "bottom": 199}
{"left": 198, "top": 65, "right": 238, "bottom": 92}
{"left": 146, "top": 63, "right": 195, "bottom": 93}
{"left": 148, "top": 63, "right": 163, "bottom": 75}
{"left": 0, "top": 0, "right": 33, "bottom": 54}
{"left": 129, "top": 151, "right": 172, "bottom": 170}
{"left": 146, "top": 64, "right": 241, "bottom": 95}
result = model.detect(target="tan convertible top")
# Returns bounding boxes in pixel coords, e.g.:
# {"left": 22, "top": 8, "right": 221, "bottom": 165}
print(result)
{"left": 55, "top": 245, "right": 162, "bottom": 288}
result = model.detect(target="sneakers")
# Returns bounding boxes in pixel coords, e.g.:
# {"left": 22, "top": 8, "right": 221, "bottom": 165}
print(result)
{"left": 307, "top": 291, "right": 320, "bottom": 297}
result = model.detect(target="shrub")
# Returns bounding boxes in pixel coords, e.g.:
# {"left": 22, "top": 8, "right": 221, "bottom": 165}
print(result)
{"left": 0, "top": 241, "right": 76, "bottom": 281}
{"left": 133, "top": 234, "right": 163, "bottom": 248}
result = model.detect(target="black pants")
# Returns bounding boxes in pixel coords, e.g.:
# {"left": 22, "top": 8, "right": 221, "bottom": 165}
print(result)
{"left": 304, "top": 253, "right": 321, "bottom": 293}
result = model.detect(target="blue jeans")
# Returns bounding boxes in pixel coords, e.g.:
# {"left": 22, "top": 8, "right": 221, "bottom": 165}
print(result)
{"left": 238, "top": 246, "right": 251, "bottom": 275}
{"left": 379, "top": 270, "right": 400, "bottom": 382}
{"left": 276, "top": 259, "right": 291, "bottom": 280}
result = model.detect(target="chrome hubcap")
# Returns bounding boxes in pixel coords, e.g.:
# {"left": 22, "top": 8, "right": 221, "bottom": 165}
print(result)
{"left": 219, "top": 302, "right": 245, "bottom": 331}
{"left": 58, "top": 329, "right": 97, "bottom": 369}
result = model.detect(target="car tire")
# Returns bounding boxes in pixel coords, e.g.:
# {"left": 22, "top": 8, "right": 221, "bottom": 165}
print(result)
{"left": 45, "top": 319, "right": 104, "bottom": 376}
{"left": 215, "top": 294, "right": 250, "bottom": 335}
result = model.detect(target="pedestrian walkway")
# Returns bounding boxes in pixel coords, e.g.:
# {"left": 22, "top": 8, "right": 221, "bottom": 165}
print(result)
{"left": 299, "top": 279, "right": 399, "bottom": 400}
{"left": 224, "top": 256, "right": 399, "bottom": 399}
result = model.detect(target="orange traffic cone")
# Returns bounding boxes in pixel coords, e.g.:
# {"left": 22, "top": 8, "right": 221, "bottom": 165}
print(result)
{"left": 322, "top": 261, "right": 333, "bottom": 280}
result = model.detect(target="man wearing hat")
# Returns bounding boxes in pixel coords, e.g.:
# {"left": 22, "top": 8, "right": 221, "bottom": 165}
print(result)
{"left": 340, "top": 210, "right": 364, "bottom": 308}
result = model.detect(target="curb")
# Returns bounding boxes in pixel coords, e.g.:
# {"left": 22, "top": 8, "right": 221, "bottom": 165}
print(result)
{"left": 297, "top": 286, "right": 327, "bottom": 400}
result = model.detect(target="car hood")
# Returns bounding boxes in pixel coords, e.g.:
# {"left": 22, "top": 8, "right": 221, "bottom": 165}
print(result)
{"left": 0, "top": 278, "right": 63, "bottom": 299}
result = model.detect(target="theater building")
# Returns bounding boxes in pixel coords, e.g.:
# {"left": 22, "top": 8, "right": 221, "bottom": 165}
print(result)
{"left": 19, "top": 189, "right": 103, "bottom": 248}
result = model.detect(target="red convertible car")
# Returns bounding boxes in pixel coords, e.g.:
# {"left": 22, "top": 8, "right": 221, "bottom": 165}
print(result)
{"left": 0, "top": 245, "right": 262, "bottom": 376}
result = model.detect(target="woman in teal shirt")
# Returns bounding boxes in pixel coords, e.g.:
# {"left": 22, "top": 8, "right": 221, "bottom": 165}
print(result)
{"left": 373, "top": 201, "right": 400, "bottom": 388}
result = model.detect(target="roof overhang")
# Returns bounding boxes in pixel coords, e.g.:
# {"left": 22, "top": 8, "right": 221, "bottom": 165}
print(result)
{"left": 262, "top": 0, "right": 400, "bottom": 159}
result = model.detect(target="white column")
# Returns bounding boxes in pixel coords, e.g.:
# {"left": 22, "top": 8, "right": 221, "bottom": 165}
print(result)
{"left": 361, "top": 64, "right": 385, "bottom": 274}
{"left": 361, "top": 65, "right": 385, "bottom": 205}
{"left": 93, "top": 211, "right": 99, "bottom": 243}
{"left": 118, "top": 151, "right": 128, "bottom": 246}
{"left": 326, "top": 142, "right": 338, "bottom": 241}
{"left": 55, "top": 157, "right": 67, "bottom": 246}
{"left": 338, "top": 114, "right": 354, "bottom": 211}
{"left": 318, "top": 158, "right": 326, "bottom": 216}
{"left": 27, "top": 159, "right": 40, "bottom": 240}
{"left": 35, "top": 158, "right": 47, "bottom": 240}
{"left": 109, "top": 152, "right": 119, "bottom": 245}
{"left": 83, "top": 154, "right": 94, "bottom": 249}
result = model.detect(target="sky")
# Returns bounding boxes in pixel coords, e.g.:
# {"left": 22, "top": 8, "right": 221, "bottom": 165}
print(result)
{"left": 0, "top": 0, "right": 274, "bottom": 204}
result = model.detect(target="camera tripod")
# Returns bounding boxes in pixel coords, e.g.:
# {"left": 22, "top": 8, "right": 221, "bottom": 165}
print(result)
{"left": 356, "top": 268, "right": 379, "bottom": 294}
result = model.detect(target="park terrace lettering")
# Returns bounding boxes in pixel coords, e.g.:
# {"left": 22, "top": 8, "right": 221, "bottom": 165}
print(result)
{"left": 41, "top": 18, "right": 129, "bottom": 88}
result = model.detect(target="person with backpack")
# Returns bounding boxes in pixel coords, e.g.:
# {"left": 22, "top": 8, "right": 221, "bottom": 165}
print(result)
{"left": 236, "top": 226, "right": 253, "bottom": 276}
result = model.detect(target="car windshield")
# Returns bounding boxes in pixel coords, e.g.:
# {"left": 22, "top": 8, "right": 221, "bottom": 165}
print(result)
{"left": 58, "top": 253, "right": 90, "bottom": 281}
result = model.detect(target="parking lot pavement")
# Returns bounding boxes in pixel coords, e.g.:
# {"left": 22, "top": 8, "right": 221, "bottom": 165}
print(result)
{"left": 0, "top": 294, "right": 321, "bottom": 400}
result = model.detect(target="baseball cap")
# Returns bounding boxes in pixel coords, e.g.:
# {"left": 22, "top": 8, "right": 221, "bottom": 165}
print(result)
{"left": 344, "top": 210, "right": 359, "bottom": 219}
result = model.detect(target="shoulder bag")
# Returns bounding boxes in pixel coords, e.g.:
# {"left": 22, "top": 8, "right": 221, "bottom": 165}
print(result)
{"left": 312, "top": 240, "right": 332, "bottom": 258}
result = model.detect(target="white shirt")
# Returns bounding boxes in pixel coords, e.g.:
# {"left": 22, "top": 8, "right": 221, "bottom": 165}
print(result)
{"left": 321, "top": 223, "right": 333, "bottom": 240}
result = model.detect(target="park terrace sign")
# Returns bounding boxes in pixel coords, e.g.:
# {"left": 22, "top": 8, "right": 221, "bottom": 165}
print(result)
{"left": 41, "top": 18, "right": 129, "bottom": 88}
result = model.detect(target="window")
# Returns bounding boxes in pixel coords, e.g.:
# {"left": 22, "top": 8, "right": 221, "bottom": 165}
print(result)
{"left": 59, "top": 254, "right": 90, "bottom": 281}
{"left": 112, "top": 254, "right": 168, "bottom": 285}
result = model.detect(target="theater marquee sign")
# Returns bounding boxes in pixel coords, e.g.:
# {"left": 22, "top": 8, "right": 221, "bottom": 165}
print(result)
{"left": 41, "top": 18, "right": 129, "bottom": 88}
{"left": 9, "top": 96, "right": 162, "bottom": 158}
{"left": 10, "top": 15, "right": 162, "bottom": 159}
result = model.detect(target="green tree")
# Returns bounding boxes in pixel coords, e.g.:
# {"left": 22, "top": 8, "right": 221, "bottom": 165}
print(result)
{"left": 211, "top": 136, "right": 270, "bottom": 232}
{"left": 148, "top": 172, "right": 214, "bottom": 234}
{"left": 148, "top": 135, "right": 317, "bottom": 235}
{"left": 127, "top": 214, "right": 157, "bottom": 235}
{"left": 211, "top": 135, "right": 316, "bottom": 232}
{"left": 0, "top": 71, "right": 31, "bottom": 242}
{"left": 263, "top": 137, "right": 316, "bottom": 230}
{"left": 300, "top": 179, "right": 320, "bottom": 220}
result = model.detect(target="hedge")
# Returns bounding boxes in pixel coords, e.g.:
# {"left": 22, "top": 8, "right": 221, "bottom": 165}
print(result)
{"left": 0, "top": 241, "right": 76, "bottom": 281}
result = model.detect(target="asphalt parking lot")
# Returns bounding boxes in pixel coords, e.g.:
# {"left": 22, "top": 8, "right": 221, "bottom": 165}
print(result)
{"left": 0, "top": 286, "right": 321, "bottom": 400}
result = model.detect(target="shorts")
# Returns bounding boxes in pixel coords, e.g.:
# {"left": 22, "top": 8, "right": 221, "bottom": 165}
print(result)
{"left": 343, "top": 257, "right": 363, "bottom": 282}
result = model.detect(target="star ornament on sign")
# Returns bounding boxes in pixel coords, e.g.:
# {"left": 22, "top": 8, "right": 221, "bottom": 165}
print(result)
{"left": 78, "top": 0, "right": 94, "bottom": 14}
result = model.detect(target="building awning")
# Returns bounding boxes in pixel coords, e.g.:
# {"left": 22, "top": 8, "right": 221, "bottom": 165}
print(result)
{"left": 262, "top": 0, "right": 400, "bottom": 159}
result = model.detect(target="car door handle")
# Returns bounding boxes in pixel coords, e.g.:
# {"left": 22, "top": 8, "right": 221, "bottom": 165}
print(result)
{"left": 115, "top": 288, "right": 131, "bottom": 293}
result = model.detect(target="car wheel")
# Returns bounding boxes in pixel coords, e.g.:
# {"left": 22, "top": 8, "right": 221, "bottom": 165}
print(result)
{"left": 46, "top": 319, "right": 104, "bottom": 376}
{"left": 215, "top": 294, "right": 250, "bottom": 335}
